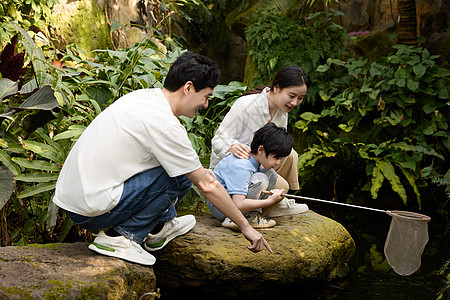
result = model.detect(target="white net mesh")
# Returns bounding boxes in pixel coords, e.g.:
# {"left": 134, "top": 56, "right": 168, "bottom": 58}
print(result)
{"left": 384, "top": 210, "right": 431, "bottom": 276}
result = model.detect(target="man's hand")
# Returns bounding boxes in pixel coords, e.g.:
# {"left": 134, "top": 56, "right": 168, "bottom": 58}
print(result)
{"left": 186, "top": 167, "right": 273, "bottom": 253}
{"left": 229, "top": 143, "right": 251, "bottom": 159}
{"left": 240, "top": 225, "right": 273, "bottom": 253}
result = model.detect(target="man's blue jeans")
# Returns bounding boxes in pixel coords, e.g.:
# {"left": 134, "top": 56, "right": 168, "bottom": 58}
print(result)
{"left": 66, "top": 166, "right": 192, "bottom": 244}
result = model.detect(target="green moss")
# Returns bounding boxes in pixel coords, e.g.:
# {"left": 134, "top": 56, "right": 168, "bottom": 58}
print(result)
{"left": 44, "top": 280, "right": 73, "bottom": 299}
{"left": 78, "top": 282, "right": 109, "bottom": 300}
{"left": 0, "top": 286, "right": 32, "bottom": 298}
{"left": 26, "top": 243, "right": 63, "bottom": 250}
{"left": 52, "top": 0, "right": 112, "bottom": 57}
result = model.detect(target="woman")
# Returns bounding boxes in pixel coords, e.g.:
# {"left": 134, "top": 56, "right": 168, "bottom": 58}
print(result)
{"left": 210, "top": 66, "right": 310, "bottom": 217}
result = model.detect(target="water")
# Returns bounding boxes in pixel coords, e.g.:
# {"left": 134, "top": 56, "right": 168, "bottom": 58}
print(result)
{"left": 312, "top": 202, "right": 449, "bottom": 300}
{"left": 158, "top": 202, "right": 449, "bottom": 300}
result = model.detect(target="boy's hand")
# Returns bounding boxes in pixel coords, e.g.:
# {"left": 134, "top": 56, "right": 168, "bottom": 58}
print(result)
{"left": 229, "top": 143, "right": 251, "bottom": 159}
{"left": 267, "top": 189, "right": 284, "bottom": 204}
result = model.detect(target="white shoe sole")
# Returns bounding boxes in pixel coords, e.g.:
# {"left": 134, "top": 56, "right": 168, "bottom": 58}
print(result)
{"left": 88, "top": 242, "right": 156, "bottom": 265}
{"left": 145, "top": 215, "right": 196, "bottom": 252}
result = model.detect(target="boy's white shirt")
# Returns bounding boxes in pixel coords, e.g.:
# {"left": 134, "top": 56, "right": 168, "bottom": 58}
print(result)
{"left": 53, "top": 88, "right": 202, "bottom": 217}
{"left": 209, "top": 87, "right": 288, "bottom": 168}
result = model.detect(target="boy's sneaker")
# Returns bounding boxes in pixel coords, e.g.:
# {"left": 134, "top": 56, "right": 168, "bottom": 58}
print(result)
{"left": 222, "top": 215, "right": 276, "bottom": 231}
{"left": 144, "top": 215, "right": 196, "bottom": 252}
{"left": 88, "top": 230, "right": 156, "bottom": 266}
{"left": 266, "top": 198, "right": 309, "bottom": 218}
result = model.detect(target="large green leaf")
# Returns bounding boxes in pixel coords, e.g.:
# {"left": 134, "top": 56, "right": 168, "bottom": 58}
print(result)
{"left": 15, "top": 172, "right": 59, "bottom": 182}
{"left": 18, "top": 85, "right": 59, "bottom": 110}
{"left": 370, "top": 162, "right": 384, "bottom": 199}
{"left": 21, "top": 140, "right": 65, "bottom": 164}
{"left": 0, "top": 78, "right": 18, "bottom": 101}
{"left": 16, "top": 181, "right": 56, "bottom": 198}
{"left": 0, "top": 164, "right": 15, "bottom": 210}
{"left": 12, "top": 157, "right": 60, "bottom": 172}
{"left": 401, "top": 168, "right": 421, "bottom": 208}
{"left": 0, "top": 149, "right": 21, "bottom": 175}
{"left": 46, "top": 199, "right": 59, "bottom": 231}
{"left": 378, "top": 160, "right": 408, "bottom": 204}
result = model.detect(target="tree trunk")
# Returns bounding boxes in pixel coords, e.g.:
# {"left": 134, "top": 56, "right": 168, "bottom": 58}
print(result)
{"left": 397, "top": 0, "right": 417, "bottom": 45}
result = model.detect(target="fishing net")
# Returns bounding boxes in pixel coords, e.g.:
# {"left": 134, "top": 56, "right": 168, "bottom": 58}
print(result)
{"left": 384, "top": 210, "right": 431, "bottom": 276}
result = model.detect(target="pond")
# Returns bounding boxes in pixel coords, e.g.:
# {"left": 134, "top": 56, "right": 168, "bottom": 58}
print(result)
{"left": 158, "top": 201, "right": 449, "bottom": 300}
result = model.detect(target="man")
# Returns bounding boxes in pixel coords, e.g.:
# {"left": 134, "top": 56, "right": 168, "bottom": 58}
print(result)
{"left": 53, "top": 52, "right": 272, "bottom": 266}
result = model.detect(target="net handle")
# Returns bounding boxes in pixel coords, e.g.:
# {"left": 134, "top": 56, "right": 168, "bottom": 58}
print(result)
{"left": 263, "top": 191, "right": 388, "bottom": 213}
{"left": 266, "top": 192, "right": 431, "bottom": 222}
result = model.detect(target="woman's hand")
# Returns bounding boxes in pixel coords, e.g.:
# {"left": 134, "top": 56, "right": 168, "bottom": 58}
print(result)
{"left": 229, "top": 143, "right": 251, "bottom": 159}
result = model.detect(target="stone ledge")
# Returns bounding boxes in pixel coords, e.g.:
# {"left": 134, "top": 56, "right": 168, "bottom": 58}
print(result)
{"left": 0, "top": 211, "right": 355, "bottom": 299}
{"left": 0, "top": 242, "right": 156, "bottom": 299}
{"left": 153, "top": 211, "right": 355, "bottom": 292}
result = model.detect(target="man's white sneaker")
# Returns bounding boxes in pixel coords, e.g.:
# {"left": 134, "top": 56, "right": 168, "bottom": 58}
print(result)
{"left": 222, "top": 215, "right": 276, "bottom": 231}
{"left": 88, "top": 230, "right": 156, "bottom": 266}
{"left": 266, "top": 198, "right": 309, "bottom": 217}
{"left": 144, "top": 215, "right": 196, "bottom": 252}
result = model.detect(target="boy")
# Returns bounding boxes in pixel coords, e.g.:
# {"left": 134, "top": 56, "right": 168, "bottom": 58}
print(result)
{"left": 208, "top": 122, "right": 307, "bottom": 230}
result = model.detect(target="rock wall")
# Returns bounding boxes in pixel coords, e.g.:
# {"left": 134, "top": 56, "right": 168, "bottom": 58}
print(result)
{"left": 50, "top": 0, "right": 112, "bottom": 56}
{"left": 47, "top": 0, "right": 448, "bottom": 76}
{"left": 331, "top": 0, "right": 449, "bottom": 63}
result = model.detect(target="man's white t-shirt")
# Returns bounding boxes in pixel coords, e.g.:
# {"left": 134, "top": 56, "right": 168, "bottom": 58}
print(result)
{"left": 53, "top": 88, "right": 202, "bottom": 217}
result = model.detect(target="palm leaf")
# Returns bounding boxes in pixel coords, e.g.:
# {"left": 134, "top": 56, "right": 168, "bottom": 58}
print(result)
{"left": 16, "top": 181, "right": 56, "bottom": 198}
{"left": 0, "top": 164, "right": 15, "bottom": 210}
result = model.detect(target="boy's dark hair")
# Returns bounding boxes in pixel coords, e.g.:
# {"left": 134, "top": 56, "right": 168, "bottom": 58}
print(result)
{"left": 163, "top": 51, "right": 221, "bottom": 92}
{"left": 250, "top": 122, "right": 293, "bottom": 158}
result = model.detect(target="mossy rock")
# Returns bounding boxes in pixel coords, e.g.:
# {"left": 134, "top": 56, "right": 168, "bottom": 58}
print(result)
{"left": 0, "top": 242, "right": 156, "bottom": 299}
{"left": 50, "top": 0, "right": 112, "bottom": 57}
{"left": 153, "top": 211, "right": 355, "bottom": 292}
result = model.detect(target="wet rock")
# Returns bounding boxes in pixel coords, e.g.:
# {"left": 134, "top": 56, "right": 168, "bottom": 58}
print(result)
{"left": 153, "top": 211, "right": 355, "bottom": 292}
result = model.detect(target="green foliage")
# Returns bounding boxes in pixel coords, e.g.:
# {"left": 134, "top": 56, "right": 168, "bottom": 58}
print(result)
{"left": 0, "top": 0, "right": 58, "bottom": 44}
{"left": 0, "top": 21, "right": 248, "bottom": 245}
{"left": 0, "top": 26, "right": 183, "bottom": 245}
{"left": 245, "top": 10, "right": 349, "bottom": 101}
{"left": 296, "top": 45, "right": 450, "bottom": 207}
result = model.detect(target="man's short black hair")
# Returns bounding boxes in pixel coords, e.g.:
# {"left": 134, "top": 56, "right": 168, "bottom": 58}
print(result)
{"left": 250, "top": 122, "right": 293, "bottom": 158}
{"left": 163, "top": 51, "right": 221, "bottom": 92}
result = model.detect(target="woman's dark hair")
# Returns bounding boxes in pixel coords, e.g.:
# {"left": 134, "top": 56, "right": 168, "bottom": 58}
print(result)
{"left": 163, "top": 51, "right": 221, "bottom": 92}
{"left": 250, "top": 122, "right": 293, "bottom": 158}
{"left": 243, "top": 65, "right": 309, "bottom": 96}
{"left": 270, "top": 65, "right": 310, "bottom": 90}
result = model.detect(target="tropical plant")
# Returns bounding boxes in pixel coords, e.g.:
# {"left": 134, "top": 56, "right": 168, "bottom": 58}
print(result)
{"left": 0, "top": 24, "right": 184, "bottom": 245}
{"left": 296, "top": 45, "right": 449, "bottom": 207}
{"left": 0, "top": 0, "right": 58, "bottom": 45}
{"left": 245, "top": 10, "right": 349, "bottom": 105}
{"left": 0, "top": 21, "right": 250, "bottom": 245}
